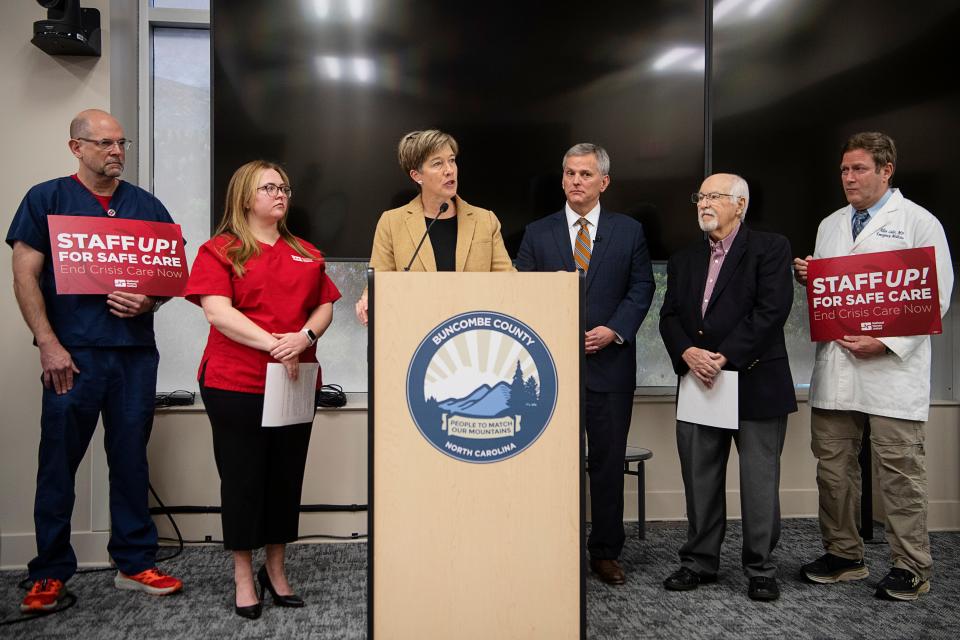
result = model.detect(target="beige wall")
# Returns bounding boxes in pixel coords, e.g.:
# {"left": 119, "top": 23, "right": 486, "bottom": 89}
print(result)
{"left": 146, "top": 407, "right": 369, "bottom": 544}
{"left": 8, "top": 389, "right": 957, "bottom": 568}
{"left": 78, "top": 398, "right": 960, "bottom": 568}
{"left": 635, "top": 399, "right": 960, "bottom": 531}
{"left": 0, "top": 0, "right": 113, "bottom": 568}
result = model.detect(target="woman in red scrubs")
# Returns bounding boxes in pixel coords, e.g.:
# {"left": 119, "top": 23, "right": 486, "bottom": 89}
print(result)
{"left": 185, "top": 160, "right": 340, "bottom": 619}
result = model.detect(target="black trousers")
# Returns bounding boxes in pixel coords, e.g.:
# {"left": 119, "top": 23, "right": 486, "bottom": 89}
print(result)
{"left": 200, "top": 385, "right": 313, "bottom": 550}
{"left": 586, "top": 390, "right": 634, "bottom": 560}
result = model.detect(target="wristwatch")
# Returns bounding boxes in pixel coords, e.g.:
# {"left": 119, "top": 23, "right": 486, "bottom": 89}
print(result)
{"left": 151, "top": 297, "right": 166, "bottom": 313}
{"left": 302, "top": 328, "right": 318, "bottom": 346}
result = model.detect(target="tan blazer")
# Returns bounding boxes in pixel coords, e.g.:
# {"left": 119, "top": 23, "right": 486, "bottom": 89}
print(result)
{"left": 368, "top": 195, "right": 515, "bottom": 272}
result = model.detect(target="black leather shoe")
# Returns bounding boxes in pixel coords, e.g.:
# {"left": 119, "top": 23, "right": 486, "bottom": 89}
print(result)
{"left": 235, "top": 602, "right": 262, "bottom": 619}
{"left": 663, "top": 567, "right": 717, "bottom": 591}
{"left": 257, "top": 566, "right": 305, "bottom": 608}
{"left": 748, "top": 576, "right": 780, "bottom": 601}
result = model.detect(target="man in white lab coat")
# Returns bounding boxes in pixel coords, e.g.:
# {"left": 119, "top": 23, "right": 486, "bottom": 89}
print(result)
{"left": 793, "top": 132, "right": 954, "bottom": 601}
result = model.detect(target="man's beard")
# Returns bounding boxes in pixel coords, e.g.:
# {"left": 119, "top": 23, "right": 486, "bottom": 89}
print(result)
{"left": 698, "top": 212, "right": 718, "bottom": 233}
{"left": 101, "top": 161, "right": 124, "bottom": 178}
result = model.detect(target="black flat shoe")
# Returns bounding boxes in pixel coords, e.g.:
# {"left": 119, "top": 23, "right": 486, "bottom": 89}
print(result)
{"left": 234, "top": 602, "right": 262, "bottom": 619}
{"left": 257, "top": 565, "right": 305, "bottom": 608}
{"left": 748, "top": 576, "right": 780, "bottom": 601}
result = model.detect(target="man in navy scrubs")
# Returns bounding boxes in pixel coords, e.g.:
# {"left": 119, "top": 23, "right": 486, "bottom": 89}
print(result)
{"left": 7, "top": 109, "right": 183, "bottom": 613}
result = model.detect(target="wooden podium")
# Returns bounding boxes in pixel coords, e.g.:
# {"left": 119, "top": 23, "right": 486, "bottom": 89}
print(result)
{"left": 368, "top": 271, "right": 585, "bottom": 640}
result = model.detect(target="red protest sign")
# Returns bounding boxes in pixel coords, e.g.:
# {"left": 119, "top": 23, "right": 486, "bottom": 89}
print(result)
{"left": 48, "top": 215, "right": 188, "bottom": 296}
{"left": 806, "top": 247, "right": 941, "bottom": 342}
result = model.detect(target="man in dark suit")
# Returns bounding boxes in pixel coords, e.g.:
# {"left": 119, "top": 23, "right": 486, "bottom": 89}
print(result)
{"left": 659, "top": 173, "right": 796, "bottom": 601}
{"left": 516, "top": 143, "right": 654, "bottom": 585}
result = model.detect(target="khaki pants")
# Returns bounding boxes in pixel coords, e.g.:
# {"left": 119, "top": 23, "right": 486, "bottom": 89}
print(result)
{"left": 810, "top": 409, "right": 931, "bottom": 579}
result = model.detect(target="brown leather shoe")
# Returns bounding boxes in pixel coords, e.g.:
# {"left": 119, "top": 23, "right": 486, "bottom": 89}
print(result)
{"left": 590, "top": 558, "right": 626, "bottom": 585}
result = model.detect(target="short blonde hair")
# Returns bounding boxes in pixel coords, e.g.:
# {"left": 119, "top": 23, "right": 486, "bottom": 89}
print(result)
{"left": 397, "top": 129, "right": 459, "bottom": 174}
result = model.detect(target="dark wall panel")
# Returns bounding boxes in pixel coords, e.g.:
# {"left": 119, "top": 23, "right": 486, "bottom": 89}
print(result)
{"left": 713, "top": 0, "right": 960, "bottom": 258}
{"left": 213, "top": 0, "right": 706, "bottom": 259}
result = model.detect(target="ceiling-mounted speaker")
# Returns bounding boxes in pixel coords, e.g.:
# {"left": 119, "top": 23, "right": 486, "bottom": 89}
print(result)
{"left": 32, "top": 0, "right": 101, "bottom": 57}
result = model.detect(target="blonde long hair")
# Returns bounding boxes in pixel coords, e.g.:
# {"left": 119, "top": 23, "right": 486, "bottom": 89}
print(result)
{"left": 215, "top": 160, "right": 315, "bottom": 276}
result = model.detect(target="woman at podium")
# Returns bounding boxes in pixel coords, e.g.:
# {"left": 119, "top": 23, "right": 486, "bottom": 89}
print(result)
{"left": 184, "top": 160, "right": 341, "bottom": 619}
{"left": 354, "top": 129, "right": 514, "bottom": 324}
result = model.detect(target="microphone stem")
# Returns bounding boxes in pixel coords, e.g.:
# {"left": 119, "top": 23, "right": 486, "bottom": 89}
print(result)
{"left": 404, "top": 201, "right": 449, "bottom": 272}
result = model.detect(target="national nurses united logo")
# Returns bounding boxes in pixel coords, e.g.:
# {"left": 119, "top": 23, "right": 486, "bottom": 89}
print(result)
{"left": 406, "top": 311, "right": 558, "bottom": 463}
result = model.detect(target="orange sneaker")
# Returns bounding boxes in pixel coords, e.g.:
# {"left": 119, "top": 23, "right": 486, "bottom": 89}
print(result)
{"left": 114, "top": 567, "right": 183, "bottom": 595}
{"left": 20, "top": 578, "right": 67, "bottom": 613}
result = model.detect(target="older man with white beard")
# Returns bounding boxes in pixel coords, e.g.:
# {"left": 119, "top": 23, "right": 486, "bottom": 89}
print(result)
{"left": 659, "top": 173, "right": 796, "bottom": 601}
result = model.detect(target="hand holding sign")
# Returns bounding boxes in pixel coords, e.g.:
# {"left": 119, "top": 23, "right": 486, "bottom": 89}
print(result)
{"left": 836, "top": 335, "right": 887, "bottom": 358}
{"left": 106, "top": 291, "right": 154, "bottom": 318}
{"left": 793, "top": 255, "right": 811, "bottom": 285}
{"left": 48, "top": 215, "right": 188, "bottom": 296}
{"left": 805, "top": 247, "right": 941, "bottom": 341}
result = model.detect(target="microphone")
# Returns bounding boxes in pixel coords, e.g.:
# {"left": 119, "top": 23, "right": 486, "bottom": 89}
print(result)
{"left": 404, "top": 201, "right": 449, "bottom": 271}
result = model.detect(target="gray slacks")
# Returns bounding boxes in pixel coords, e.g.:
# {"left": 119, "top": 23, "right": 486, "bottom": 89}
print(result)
{"left": 676, "top": 416, "right": 787, "bottom": 578}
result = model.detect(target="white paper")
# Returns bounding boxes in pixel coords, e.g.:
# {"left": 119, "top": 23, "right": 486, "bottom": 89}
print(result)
{"left": 262, "top": 363, "right": 320, "bottom": 427}
{"left": 676, "top": 370, "right": 739, "bottom": 430}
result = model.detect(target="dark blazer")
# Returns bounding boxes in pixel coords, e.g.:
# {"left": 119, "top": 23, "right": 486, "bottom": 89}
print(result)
{"left": 516, "top": 209, "right": 655, "bottom": 392}
{"left": 659, "top": 225, "right": 797, "bottom": 420}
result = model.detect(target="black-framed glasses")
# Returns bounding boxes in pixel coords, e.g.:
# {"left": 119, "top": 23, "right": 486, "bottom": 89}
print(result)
{"left": 257, "top": 183, "right": 293, "bottom": 198}
{"left": 691, "top": 192, "right": 736, "bottom": 204}
{"left": 75, "top": 137, "right": 134, "bottom": 151}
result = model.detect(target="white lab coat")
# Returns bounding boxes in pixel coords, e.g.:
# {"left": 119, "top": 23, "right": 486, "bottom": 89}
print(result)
{"left": 809, "top": 189, "right": 954, "bottom": 421}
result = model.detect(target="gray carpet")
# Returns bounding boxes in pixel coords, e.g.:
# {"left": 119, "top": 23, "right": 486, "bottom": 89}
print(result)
{"left": 1, "top": 519, "right": 957, "bottom": 639}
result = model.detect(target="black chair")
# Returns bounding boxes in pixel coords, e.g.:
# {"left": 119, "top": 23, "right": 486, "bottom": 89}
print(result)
{"left": 624, "top": 446, "right": 653, "bottom": 539}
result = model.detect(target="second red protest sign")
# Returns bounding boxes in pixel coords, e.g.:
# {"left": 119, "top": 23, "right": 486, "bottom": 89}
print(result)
{"left": 806, "top": 246, "right": 941, "bottom": 342}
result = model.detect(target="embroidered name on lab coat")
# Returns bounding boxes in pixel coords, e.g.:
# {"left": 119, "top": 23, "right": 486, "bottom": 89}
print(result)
{"left": 875, "top": 227, "right": 905, "bottom": 240}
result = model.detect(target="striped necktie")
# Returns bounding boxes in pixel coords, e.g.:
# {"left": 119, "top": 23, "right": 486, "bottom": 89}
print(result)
{"left": 852, "top": 209, "right": 869, "bottom": 240}
{"left": 574, "top": 218, "right": 592, "bottom": 272}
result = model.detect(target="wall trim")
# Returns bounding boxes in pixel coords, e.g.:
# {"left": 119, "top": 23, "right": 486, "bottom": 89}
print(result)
{"left": 1, "top": 532, "right": 111, "bottom": 571}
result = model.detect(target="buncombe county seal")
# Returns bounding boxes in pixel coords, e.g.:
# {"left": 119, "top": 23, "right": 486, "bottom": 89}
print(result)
{"left": 406, "top": 311, "right": 559, "bottom": 463}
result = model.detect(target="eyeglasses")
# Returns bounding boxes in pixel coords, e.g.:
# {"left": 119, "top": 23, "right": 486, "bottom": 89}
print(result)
{"left": 691, "top": 192, "right": 735, "bottom": 204}
{"left": 257, "top": 183, "right": 293, "bottom": 198}
{"left": 75, "top": 137, "right": 134, "bottom": 151}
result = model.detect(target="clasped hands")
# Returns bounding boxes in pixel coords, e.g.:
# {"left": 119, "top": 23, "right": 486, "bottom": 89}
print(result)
{"left": 682, "top": 347, "right": 728, "bottom": 388}
{"left": 269, "top": 331, "right": 311, "bottom": 380}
